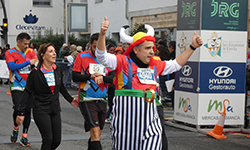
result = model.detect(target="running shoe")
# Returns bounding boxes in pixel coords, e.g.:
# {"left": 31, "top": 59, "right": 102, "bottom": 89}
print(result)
{"left": 10, "top": 128, "right": 19, "bottom": 143}
{"left": 20, "top": 136, "right": 30, "bottom": 147}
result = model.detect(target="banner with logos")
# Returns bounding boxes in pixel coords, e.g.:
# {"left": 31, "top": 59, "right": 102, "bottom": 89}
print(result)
{"left": 197, "top": 94, "right": 245, "bottom": 125}
{"left": 175, "top": 61, "right": 199, "bottom": 93}
{"left": 174, "top": 90, "right": 198, "bottom": 124}
{"left": 0, "top": 60, "right": 9, "bottom": 79}
{"left": 201, "top": 0, "right": 248, "bottom": 31}
{"left": 200, "top": 30, "right": 247, "bottom": 62}
{"left": 175, "top": 0, "right": 247, "bottom": 127}
{"left": 177, "top": 0, "right": 201, "bottom": 30}
{"left": 199, "top": 62, "right": 245, "bottom": 93}
{"left": 176, "top": 30, "right": 200, "bottom": 62}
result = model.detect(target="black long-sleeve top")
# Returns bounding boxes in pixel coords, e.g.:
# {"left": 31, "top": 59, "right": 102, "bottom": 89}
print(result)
{"left": 18, "top": 64, "right": 74, "bottom": 115}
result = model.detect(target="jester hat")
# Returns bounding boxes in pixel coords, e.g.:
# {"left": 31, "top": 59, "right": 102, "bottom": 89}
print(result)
{"left": 119, "top": 24, "right": 156, "bottom": 56}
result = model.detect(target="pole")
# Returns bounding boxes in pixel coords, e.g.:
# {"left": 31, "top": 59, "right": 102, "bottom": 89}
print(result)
{"left": 64, "top": 0, "right": 68, "bottom": 44}
{"left": 0, "top": 0, "right": 7, "bottom": 44}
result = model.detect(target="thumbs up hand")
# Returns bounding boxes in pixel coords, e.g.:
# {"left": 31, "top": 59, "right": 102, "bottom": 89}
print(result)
{"left": 100, "top": 16, "right": 109, "bottom": 35}
{"left": 191, "top": 31, "right": 203, "bottom": 49}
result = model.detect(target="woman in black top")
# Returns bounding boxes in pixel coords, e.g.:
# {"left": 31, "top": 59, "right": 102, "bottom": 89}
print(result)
{"left": 16, "top": 43, "right": 78, "bottom": 150}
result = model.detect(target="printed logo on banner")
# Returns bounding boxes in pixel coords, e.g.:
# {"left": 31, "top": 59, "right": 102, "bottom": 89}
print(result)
{"left": 181, "top": 1, "right": 197, "bottom": 18}
{"left": 175, "top": 97, "right": 195, "bottom": 119}
{"left": 182, "top": 65, "right": 192, "bottom": 76}
{"left": 202, "top": 99, "right": 239, "bottom": 121}
{"left": 175, "top": 62, "right": 198, "bottom": 93}
{"left": 16, "top": 10, "right": 46, "bottom": 31}
{"left": 211, "top": 0, "right": 239, "bottom": 18}
{"left": 199, "top": 62, "right": 245, "bottom": 93}
{"left": 178, "top": 97, "right": 192, "bottom": 113}
{"left": 177, "top": 32, "right": 187, "bottom": 54}
{"left": 202, "top": 0, "right": 248, "bottom": 31}
{"left": 177, "top": 0, "right": 201, "bottom": 30}
{"left": 204, "top": 32, "right": 222, "bottom": 57}
{"left": 213, "top": 66, "right": 233, "bottom": 78}
{"left": 23, "top": 10, "right": 39, "bottom": 24}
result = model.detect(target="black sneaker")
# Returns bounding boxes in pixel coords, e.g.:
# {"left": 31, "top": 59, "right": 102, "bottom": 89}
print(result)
{"left": 10, "top": 128, "right": 19, "bottom": 143}
{"left": 20, "top": 136, "right": 30, "bottom": 147}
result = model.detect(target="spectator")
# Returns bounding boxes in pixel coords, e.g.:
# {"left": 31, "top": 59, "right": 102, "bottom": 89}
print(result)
{"left": 30, "top": 43, "right": 37, "bottom": 55}
{"left": 69, "top": 44, "right": 78, "bottom": 60}
{"left": 58, "top": 43, "right": 67, "bottom": 58}
{"left": 118, "top": 42, "right": 123, "bottom": 47}
{"left": 122, "top": 43, "right": 129, "bottom": 52}
{"left": 167, "top": 41, "right": 176, "bottom": 109}
{"left": 0, "top": 46, "right": 3, "bottom": 59}
{"left": 76, "top": 46, "right": 83, "bottom": 52}
{"left": 65, "top": 44, "right": 78, "bottom": 87}
{"left": 3, "top": 44, "right": 10, "bottom": 84}
{"left": 61, "top": 43, "right": 71, "bottom": 59}
{"left": 158, "top": 45, "right": 171, "bottom": 98}
{"left": 106, "top": 44, "right": 115, "bottom": 54}
{"left": 115, "top": 46, "right": 123, "bottom": 55}
{"left": 0, "top": 46, "right": 3, "bottom": 84}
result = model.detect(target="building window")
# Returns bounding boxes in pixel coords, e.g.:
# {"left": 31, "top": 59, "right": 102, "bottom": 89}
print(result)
{"left": 81, "top": 0, "right": 87, "bottom": 2}
{"left": 95, "top": 0, "right": 103, "bottom": 3}
{"left": 33, "top": 0, "right": 51, "bottom": 6}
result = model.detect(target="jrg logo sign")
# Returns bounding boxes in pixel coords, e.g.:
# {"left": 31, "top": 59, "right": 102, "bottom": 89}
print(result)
{"left": 213, "top": 66, "right": 233, "bottom": 78}
{"left": 211, "top": 0, "right": 239, "bottom": 18}
{"left": 181, "top": 1, "right": 196, "bottom": 17}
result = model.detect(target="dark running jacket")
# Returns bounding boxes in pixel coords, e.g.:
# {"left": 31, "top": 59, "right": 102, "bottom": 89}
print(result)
{"left": 18, "top": 64, "right": 73, "bottom": 115}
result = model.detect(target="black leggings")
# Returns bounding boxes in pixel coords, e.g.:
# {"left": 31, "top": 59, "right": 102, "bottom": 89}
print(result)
{"left": 33, "top": 112, "right": 61, "bottom": 150}
{"left": 11, "top": 91, "right": 31, "bottom": 133}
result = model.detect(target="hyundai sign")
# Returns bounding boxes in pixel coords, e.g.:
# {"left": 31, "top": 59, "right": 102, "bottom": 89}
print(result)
{"left": 199, "top": 62, "right": 245, "bottom": 93}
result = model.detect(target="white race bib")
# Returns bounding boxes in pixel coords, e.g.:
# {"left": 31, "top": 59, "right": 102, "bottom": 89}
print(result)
{"left": 137, "top": 68, "right": 156, "bottom": 85}
{"left": 44, "top": 73, "right": 55, "bottom": 86}
{"left": 89, "top": 63, "right": 106, "bottom": 76}
{"left": 19, "top": 65, "right": 31, "bottom": 74}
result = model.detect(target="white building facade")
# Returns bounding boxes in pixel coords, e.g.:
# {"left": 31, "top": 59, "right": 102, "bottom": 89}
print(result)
{"left": 0, "top": 0, "right": 67, "bottom": 47}
{"left": 87, "top": 0, "right": 178, "bottom": 44}
{"left": 0, "top": 0, "right": 178, "bottom": 47}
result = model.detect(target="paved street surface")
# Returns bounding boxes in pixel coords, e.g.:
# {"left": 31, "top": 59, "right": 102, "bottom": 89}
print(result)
{"left": 0, "top": 82, "right": 250, "bottom": 150}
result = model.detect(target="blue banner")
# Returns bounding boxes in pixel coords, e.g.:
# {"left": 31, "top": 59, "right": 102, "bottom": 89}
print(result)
{"left": 199, "top": 62, "right": 245, "bottom": 93}
{"left": 175, "top": 61, "right": 199, "bottom": 93}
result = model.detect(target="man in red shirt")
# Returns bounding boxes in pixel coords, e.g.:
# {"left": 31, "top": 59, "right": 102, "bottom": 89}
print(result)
{"left": 5, "top": 32, "right": 38, "bottom": 146}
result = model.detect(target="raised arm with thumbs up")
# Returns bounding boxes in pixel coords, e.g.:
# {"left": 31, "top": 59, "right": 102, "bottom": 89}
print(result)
{"left": 97, "top": 16, "right": 109, "bottom": 52}
{"left": 176, "top": 31, "right": 203, "bottom": 66}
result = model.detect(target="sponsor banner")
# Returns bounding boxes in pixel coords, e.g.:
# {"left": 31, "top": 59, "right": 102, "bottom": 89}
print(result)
{"left": 174, "top": 90, "right": 198, "bottom": 125}
{"left": 175, "top": 61, "right": 199, "bottom": 93}
{"left": 199, "top": 62, "right": 245, "bottom": 93}
{"left": 197, "top": 94, "right": 244, "bottom": 125}
{"left": 176, "top": 30, "right": 200, "bottom": 62}
{"left": 0, "top": 60, "right": 9, "bottom": 79}
{"left": 200, "top": 30, "right": 247, "bottom": 62}
{"left": 202, "top": 0, "right": 248, "bottom": 31}
{"left": 177, "top": 0, "right": 201, "bottom": 30}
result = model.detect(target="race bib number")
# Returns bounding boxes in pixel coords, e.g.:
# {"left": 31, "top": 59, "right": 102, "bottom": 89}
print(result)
{"left": 19, "top": 65, "right": 31, "bottom": 74}
{"left": 137, "top": 68, "right": 156, "bottom": 85}
{"left": 44, "top": 73, "right": 55, "bottom": 86}
{"left": 89, "top": 63, "right": 106, "bottom": 76}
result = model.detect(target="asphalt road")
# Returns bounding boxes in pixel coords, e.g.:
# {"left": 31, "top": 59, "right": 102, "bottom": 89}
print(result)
{"left": 0, "top": 82, "right": 250, "bottom": 150}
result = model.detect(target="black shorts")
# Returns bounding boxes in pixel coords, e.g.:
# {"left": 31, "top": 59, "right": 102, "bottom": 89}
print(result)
{"left": 79, "top": 101, "right": 107, "bottom": 132}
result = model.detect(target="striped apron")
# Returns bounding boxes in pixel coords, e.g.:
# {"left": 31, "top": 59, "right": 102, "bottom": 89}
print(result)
{"left": 111, "top": 90, "right": 162, "bottom": 150}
